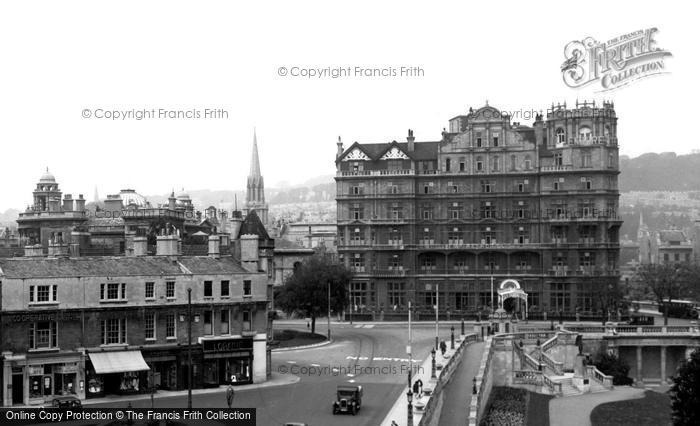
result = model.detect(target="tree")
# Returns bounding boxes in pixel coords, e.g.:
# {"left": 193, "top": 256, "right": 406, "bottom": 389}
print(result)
{"left": 636, "top": 263, "right": 690, "bottom": 325}
{"left": 594, "top": 351, "right": 633, "bottom": 386}
{"left": 671, "top": 349, "right": 700, "bottom": 425}
{"left": 275, "top": 252, "right": 352, "bottom": 334}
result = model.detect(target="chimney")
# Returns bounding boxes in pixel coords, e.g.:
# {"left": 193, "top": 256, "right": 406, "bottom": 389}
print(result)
{"left": 48, "top": 197, "right": 61, "bottom": 212}
{"left": 208, "top": 234, "right": 221, "bottom": 258}
{"left": 70, "top": 230, "right": 90, "bottom": 257}
{"left": 48, "top": 243, "right": 69, "bottom": 258}
{"left": 407, "top": 129, "right": 415, "bottom": 152}
{"left": 230, "top": 212, "right": 243, "bottom": 240}
{"left": 104, "top": 195, "right": 123, "bottom": 213}
{"left": 75, "top": 194, "right": 86, "bottom": 212}
{"left": 240, "top": 234, "right": 259, "bottom": 272}
{"left": 24, "top": 244, "right": 44, "bottom": 257}
{"left": 63, "top": 194, "right": 74, "bottom": 211}
{"left": 156, "top": 234, "right": 180, "bottom": 256}
{"left": 534, "top": 112, "right": 545, "bottom": 147}
{"left": 168, "top": 191, "right": 177, "bottom": 210}
{"left": 133, "top": 236, "right": 149, "bottom": 256}
{"left": 336, "top": 136, "right": 344, "bottom": 159}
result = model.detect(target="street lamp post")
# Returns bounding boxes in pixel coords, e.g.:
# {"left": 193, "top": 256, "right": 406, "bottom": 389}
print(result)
{"left": 407, "top": 389, "right": 414, "bottom": 426}
{"left": 461, "top": 318, "right": 465, "bottom": 336}
{"left": 431, "top": 348, "right": 436, "bottom": 380}
{"left": 327, "top": 282, "right": 331, "bottom": 341}
{"left": 435, "top": 283, "right": 439, "bottom": 351}
{"left": 407, "top": 301, "right": 412, "bottom": 390}
{"left": 187, "top": 288, "right": 193, "bottom": 409}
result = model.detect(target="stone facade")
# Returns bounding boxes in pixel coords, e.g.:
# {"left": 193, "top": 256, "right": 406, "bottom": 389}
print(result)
{"left": 335, "top": 101, "right": 621, "bottom": 317}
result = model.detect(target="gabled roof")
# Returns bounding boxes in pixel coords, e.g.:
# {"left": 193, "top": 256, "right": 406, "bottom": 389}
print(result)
{"left": 338, "top": 141, "right": 439, "bottom": 162}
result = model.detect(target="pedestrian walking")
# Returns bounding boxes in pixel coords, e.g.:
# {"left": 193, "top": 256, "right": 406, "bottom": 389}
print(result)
{"left": 226, "top": 384, "right": 235, "bottom": 409}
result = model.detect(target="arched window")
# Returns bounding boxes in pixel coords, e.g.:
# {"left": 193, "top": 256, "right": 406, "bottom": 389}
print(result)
{"left": 579, "top": 126, "right": 592, "bottom": 141}
{"left": 556, "top": 128, "right": 565, "bottom": 144}
{"left": 476, "top": 156, "right": 484, "bottom": 172}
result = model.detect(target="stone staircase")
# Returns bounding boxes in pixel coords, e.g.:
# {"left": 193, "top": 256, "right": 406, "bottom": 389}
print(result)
{"left": 511, "top": 331, "right": 613, "bottom": 398}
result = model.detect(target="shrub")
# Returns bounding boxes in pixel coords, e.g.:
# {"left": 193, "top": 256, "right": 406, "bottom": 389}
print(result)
{"left": 594, "top": 352, "right": 633, "bottom": 386}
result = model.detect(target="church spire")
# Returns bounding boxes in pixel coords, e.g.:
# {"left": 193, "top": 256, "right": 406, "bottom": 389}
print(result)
{"left": 250, "top": 128, "right": 261, "bottom": 177}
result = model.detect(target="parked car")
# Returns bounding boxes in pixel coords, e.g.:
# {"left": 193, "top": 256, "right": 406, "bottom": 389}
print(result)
{"left": 52, "top": 395, "right": 82, "bottom": 408}
{"left": 332, "top": 385, "right": 362, "bottom": 415}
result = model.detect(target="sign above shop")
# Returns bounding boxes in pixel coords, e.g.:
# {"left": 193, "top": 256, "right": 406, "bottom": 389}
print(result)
{"left": 202, "top": 338, "right": 253, "bottom": 353}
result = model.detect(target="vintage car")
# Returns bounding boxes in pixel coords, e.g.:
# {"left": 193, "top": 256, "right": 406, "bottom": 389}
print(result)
{"left": 332, "top": 385, "right": 362, "bottom": 415}
{"left": 52, "top": 395, "right": 82, "bottom": 408}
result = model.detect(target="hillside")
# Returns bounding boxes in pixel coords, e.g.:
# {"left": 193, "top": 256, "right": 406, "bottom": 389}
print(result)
{"left": 619, "top": 152, "right": 700, "bottom": 191}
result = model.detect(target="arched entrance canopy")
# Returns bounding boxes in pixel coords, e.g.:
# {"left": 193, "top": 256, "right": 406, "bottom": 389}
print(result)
{"left": 497, "top": 279, "right": 528, "bottom": 319}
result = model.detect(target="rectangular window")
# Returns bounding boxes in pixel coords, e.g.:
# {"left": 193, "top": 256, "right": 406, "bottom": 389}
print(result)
{"left": 32, "top": 285, "right": 57, "bottom": 303}
{"left": 476, "top": 161, "right": 483, "bottom": 171}
{"left": 242, "top": 310, "right": 251, "bottom": 331}
{"left": 204, "top": 311, "right": 213, "bottom": 335}
{"left": 145, "top": 282, "right": 155, "bottom": 299}
{"left": 204, "top": 280, "right": 213, "bottom": 297}
{"left": 480, "top": 180, "right": 492, "bottom": 193}
{"left": 101, "top": 318, "right": 127, "bottom": 345}
{"left": 243, "top": 280, "right": 252, "bottom": 296}
{"left": 387, "top": 282, "right": 406, "bottom": 307}
{"left": 166, "top": 314, "right": 176, "bottom": 339}
{"left": 493, "top": 134, "right": 499, "bottom": 147}
{"left": 145, "top": 313, "right": 156, "bottom": 340}
{"left": 221, "top": 280, "right": 230, "bottom": 297}
{"left": 29, "top": 321, "right": 58, "bottom": 349}
{"left": 476, "top": 132, "right": 482, "bottom": 147}
{"left": 100, "top": 283, "right": 126, "bottom": 301}
{"left": 220, "top": 309, "right": 230, "bottom": 335}
{"left": 166, "top": 281, "right": 175, "bottom": 299}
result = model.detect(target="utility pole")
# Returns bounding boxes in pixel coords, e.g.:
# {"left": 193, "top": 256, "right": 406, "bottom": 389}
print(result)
{"left": 490, "top": 275, "right": 494, "bottom": 310}
{"left": 187, "top": 288, "right": 193, "bottom": 409}
{"left": 327, "top": 282, "right": 331, "bottom": 341}
{"left": 407, "top": 300, "right": 412, "bottom": 388}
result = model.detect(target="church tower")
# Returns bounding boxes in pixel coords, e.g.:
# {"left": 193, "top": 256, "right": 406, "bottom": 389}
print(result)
{"left": 244, "top": 129, "right": 269, "bottom": 224}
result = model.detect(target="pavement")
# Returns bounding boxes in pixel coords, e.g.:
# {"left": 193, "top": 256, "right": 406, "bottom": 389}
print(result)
{"left": 549, "top": 386, "right": 645, "bottom": 426}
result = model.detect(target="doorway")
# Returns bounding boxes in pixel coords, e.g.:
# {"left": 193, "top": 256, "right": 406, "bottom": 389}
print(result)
{"left": 12, "top": 374, "right": 23, "bottom": 405}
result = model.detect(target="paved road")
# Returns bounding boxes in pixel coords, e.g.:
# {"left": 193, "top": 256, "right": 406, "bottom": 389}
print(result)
{"left": 93, "top": 322, "right": 455, "bottom": 426}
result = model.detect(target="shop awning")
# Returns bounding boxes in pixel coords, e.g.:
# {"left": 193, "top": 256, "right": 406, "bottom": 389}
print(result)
{"left": 89, "top": 351, "right": 150, "bottom": 374}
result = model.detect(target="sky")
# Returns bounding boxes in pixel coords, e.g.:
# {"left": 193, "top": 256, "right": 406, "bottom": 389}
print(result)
{"left": 0, "top": 0, "right": 697, "bottom": 211}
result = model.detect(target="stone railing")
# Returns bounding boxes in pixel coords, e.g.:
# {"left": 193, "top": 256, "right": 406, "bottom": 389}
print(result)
{"left": 540, "top": 351, "right": 564, "bottom": 375}
{"left": 541, "top": 335, "right": 558, "bottom": 352}
{"left": 468, "top": 337, "right": 495, "bottom": 426}
{"left": 543, "top": 374, "right": 563, "bottom": 395}
{"left": 586, "top": 365, "right": 614, "bottom": 389}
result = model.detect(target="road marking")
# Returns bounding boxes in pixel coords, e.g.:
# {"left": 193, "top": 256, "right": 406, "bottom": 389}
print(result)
{"left": 363, "top": 324, "right": 375, "bottom": 328}
{"left": 353, "top": 325, "right": 362, "bottom": 328}
{"left": 287, "top": 361, "right": 297, "bottom": 364}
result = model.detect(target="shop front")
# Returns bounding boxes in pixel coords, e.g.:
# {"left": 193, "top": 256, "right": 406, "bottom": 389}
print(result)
{"left": 201, "top": 337, "right": 253, "bottom": 386}
{"left": 2, "top": 352, "right": 85, "bottom": 406}
{"left": 85, "top": 350, "right": 150, "bottom": 398}
{"left": 142, "top": 348, "right": 179, "bottom": 391}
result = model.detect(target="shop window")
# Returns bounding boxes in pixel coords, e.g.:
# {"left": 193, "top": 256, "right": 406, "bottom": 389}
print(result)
{"left": 29, "top": 321, "right": 58, "bottom": 349}
{"left": 204, "top": 311, "right": 213, "bottom": 335}
{"left": 166, "top": 314, "right": 176, "bottom": 339}
{"left": 101, "top": 318, "right": 127, "bottom": 345}
{"left": 242, "top": 310, "right": 251, "bottom": 331}
{"left": 204, "top": 281, "right": 213, "bottom": 297}
{"left": 243, "top": 280, "right": 252, "bottom": 296}
{"left": 145, "top": 313, "right": 156, "bottom": 340}
{"left": 220, "top": 310, "right": 230, "bottom": 335}
{"left": 221, "top": 280, "right": 230, "bottom": 297}
{"left": 166, "top": 281, "right": 175, "bottom": 299}
{"left": 30, "top": 284, "right": 57, "bottom": 304}
{"left": 145, "top": 282, "right": 155, "bottom": 299}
